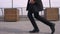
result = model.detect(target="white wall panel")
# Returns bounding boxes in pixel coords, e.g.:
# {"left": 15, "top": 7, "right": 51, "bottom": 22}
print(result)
{"left": 51, "top": 0, "right": 60, "bottom": 7}
{"left": 17, "top": 8, "right": 22, "bottom": 15}
{"left": 0, "top": 9, "right": 2, "bottom": 16}
{"left": 22, "top": 8, "right": 28, "bottom": 15}
{"left": 13, "top": 0, "right": 28, "bottom": 8}
{"left": 42, "top": 0, "right": 49, "bottom": 7}
{"left": 0, "top": 0, "right": 12, "bottom": 8}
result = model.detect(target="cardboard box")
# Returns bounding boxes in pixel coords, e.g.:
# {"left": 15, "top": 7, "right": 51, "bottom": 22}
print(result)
{"left": 44, "top": 8, "right": 59, "bottom": 21}
{"left": 4, "top": 8, "right": 19, "bottom": 22}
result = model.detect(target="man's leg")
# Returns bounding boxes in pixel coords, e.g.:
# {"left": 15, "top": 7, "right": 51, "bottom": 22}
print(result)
{"left": 27, "top": 11, "right": 39, "bottom": 33}
{"left": 34, "top": 12, "right": 55, "bottom": 34}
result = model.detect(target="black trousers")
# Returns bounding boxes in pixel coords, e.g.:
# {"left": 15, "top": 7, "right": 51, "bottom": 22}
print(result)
{"left": 27, "top": 10, "right": 53, "bottom": 29}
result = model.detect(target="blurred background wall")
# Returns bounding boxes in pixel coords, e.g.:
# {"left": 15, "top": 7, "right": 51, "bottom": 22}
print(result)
{"left": 0, "top": 0, "right": 60, "bottom": 16}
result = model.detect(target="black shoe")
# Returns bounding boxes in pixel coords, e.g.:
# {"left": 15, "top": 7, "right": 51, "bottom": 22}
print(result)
{"left": 50, "top": 23, "right": 55, "bottom": 34}
{"left": 29, "top": 29, "right": 39, "bottom": 33}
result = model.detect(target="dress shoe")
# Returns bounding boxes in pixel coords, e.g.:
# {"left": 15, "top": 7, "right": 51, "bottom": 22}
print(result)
{"left": 50, "top": 23, "right": 55, "bottom": 34}
{"left": 29, "top": 29, "right": 39, "bottom": 33}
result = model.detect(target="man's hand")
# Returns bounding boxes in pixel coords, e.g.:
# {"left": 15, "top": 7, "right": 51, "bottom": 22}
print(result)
{"left": 29, "top": 0, "right": 35, "bottom": 4}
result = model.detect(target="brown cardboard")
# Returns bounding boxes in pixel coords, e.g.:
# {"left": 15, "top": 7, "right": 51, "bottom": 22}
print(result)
{"left": 4, "top": 8, "right": 19, "bottom": 22}
{"left": 44, "top": 8, "right": 59, "bottom": 21}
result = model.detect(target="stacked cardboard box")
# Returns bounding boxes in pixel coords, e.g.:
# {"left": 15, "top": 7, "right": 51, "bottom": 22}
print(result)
{"left": 4, "top": 8, "right": 19, "bottom": 22}
{"left": 44, "top": 8, "right": 59, "bottom": 21}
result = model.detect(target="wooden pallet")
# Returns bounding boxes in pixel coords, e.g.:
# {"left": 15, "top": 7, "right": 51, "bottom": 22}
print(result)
{"left": 44, "top": 8, "right": 59, "bottom": 21}
{"left": 4, "top": 8, "right": 19, "bottom": 22}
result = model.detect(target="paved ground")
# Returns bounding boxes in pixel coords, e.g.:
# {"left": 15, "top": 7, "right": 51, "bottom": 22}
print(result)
{"left": 0, "top": 19, "right": 60, "bottom": 34}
